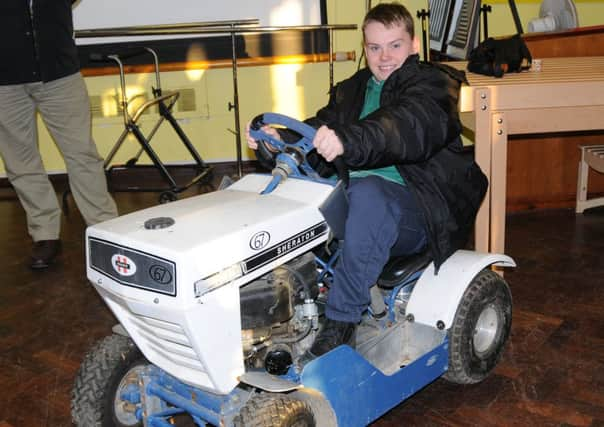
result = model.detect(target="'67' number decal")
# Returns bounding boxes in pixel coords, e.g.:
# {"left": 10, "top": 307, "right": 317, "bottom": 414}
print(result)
{"left": 250, "top": 231, "right": 270, "bottom": 250}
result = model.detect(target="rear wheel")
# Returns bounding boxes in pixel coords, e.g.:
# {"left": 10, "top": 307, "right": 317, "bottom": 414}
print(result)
{"left": 234, "top": 394, "right": 315, "bottom": 427}
{"left": 444, "top": 269, "right": 512, "bottom": 384}
{"left": 71, "top": 334, "right": 147, "bottom": 427}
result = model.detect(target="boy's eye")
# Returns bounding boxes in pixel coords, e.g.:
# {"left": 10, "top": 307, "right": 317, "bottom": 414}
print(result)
{"left": 369, "top": 45, "right": 380, "bottom": 52}
{"left": 392, "top": 43, "right": 401, "bottom": 49}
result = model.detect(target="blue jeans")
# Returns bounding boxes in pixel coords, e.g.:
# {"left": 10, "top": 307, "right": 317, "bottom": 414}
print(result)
{"left": 326, "top": 176, "right": 428, "bottom": 323}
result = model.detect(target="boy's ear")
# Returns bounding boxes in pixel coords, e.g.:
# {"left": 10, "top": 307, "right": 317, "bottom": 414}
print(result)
{"left": 412, "top": 37, "right": 420, "bottom": 54}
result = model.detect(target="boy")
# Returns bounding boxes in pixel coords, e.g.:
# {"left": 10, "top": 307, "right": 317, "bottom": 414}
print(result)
{"left": 247, "top": 2, "right": 487, "bottom": 361}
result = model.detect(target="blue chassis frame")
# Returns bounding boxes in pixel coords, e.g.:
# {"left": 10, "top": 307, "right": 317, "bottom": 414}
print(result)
{"left": 124, "top": 337, "right": 448, "bottom": 427}
{"left": 120, "top": 256, "right": 449, "bottom": 427}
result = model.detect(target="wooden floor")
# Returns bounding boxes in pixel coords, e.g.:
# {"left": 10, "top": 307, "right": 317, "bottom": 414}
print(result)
{"left": 0, "top": 173, "right": 603, "bottom": 427}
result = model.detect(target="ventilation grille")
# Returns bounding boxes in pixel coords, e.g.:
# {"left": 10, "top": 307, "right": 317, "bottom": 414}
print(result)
{"left": 450, "top": 0, "right": 473, "bottom": 48}
{"left": 429, "top": 0, "right": 453, "bottom": 43}
{"left": 445, "top": 0, "right": 481, "bottom": 59}
{"left": 130, "top": 314, "right": 207, "bottom": 373}
{"left": 89, "top": 95, "right": 103, "bottom": 118}
{"left": 176, "top": 88, "right": 197, "bottom": 112}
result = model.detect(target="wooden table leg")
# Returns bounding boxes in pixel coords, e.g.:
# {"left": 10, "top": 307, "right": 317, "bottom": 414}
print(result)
{"left": 473, "top": 88, "right": 492, "bottom": 253}
{"left": 490, "top": 111, "right": 508, "bottom": 256}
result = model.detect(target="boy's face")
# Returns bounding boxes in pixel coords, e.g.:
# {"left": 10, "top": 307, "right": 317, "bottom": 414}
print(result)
{"left": 363, "top": 20, "right": 417, "bottom": 82}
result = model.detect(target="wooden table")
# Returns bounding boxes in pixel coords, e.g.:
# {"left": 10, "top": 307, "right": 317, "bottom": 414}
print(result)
{"left": 450, "top": 56, "right": 604, "bottom": 254}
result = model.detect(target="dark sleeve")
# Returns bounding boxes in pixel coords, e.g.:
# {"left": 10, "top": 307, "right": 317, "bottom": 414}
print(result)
{"left": 332, "top": 68, "right": 462, "bottom": 169}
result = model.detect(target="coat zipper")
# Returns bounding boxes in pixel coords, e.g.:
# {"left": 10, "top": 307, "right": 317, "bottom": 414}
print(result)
{"left": 27, "top": 0, "right": 41, "bottom": 74}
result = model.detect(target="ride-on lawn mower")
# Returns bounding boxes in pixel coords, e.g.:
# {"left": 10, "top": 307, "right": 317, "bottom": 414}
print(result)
{"left": 71, "top": 113, "right": 515, "bottom": 427}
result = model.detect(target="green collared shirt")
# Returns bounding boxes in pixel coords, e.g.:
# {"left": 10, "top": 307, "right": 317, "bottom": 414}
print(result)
{"left": 350, "top": 76, "right": 405, "bottom": 185}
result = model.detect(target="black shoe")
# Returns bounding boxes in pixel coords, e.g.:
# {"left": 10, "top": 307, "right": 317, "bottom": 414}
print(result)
{"left": 30, "top": 239, "right": 61, "bottom": 270}
{"left": 300, "top": 318, "right": 356, "bottom": 365}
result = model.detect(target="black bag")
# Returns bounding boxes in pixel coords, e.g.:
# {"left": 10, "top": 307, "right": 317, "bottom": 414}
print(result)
{"left": 467, "top": 34, "right": 532, "bottom": 78}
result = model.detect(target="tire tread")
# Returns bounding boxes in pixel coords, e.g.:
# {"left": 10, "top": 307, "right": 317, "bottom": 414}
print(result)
{"left": 234, "top": 394, "right": 315, "bottom": 427}
{"left": 444, "top": 269, "right": 512, "bottom": 384}
{"left": 71, "top": 334, "right": 141, "bottom": 427}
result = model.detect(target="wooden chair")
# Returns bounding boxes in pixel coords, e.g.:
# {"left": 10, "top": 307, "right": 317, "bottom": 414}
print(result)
{"left": 576, "top": 145, "right": 604, "bottom": 213}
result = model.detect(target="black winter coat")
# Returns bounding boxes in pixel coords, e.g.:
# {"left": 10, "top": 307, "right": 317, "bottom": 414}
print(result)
{"left": 0, "top": 0, "right": 79, "bottom": 85}
{"left": 307, "top": 54, "right": 488, "bottom": 270}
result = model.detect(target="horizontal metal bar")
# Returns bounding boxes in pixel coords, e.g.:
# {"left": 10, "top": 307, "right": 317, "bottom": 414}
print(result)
{"left": 131, "top": 91, "right": 179, "bottom": 123}
{"left": 238, "top": 24, "right": 357, "bottom": 33}
{"left": 75, "top": 23, "right": 356, "bottom": 38}
{"left": 147, "top": 381, "right": 222, "bottom": 426}
{"left": 76, "top": 18, "right": 259, "bottom": 35}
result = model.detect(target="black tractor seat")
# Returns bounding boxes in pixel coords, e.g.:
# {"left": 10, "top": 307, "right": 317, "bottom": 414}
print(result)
{"left": 377, "top": 250, "right": 433, "bottom": 289}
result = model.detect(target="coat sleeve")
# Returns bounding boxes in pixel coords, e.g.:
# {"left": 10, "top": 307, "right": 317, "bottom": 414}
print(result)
{"left": 331, "top": 67, "right": 462, "bottom": 168}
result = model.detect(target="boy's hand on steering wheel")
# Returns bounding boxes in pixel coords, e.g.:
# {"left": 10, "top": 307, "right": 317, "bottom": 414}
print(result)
{"left": 313, "top": 125, "right": 344, "bottom": 162}
{"left": 245, "top": 121, "right": 281, "bottom": 151}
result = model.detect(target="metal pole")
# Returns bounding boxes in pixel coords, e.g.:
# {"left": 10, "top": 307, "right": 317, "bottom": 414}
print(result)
{"left": 329, "top": 28, "right": 334, "bottom": 89}
{"left": 229, "top": 26, "right": 243, "bottom": 178}
{"left": 480, "top": 4, "right": 492, "bottom": 41}
{"left": 508, "top": 0, "right": 524, "bottom": 34}
{"left": 76, "top": 24, "right": 357, "bottom": 40}
{"left": 416, "top": 9, "right": 430, "bottom": 62}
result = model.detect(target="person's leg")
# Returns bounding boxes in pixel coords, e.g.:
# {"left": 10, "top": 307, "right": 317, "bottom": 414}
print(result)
{"left": 33, "top": 72, "right": 117, "bottom": 226}
{"left": 0, "top": 83, "right": 62, "bottom": 241}
{"left": 303, "top": 176, "right": 427, "bottom": 360}
{"left": 326, "top": 176, "right": 428, "bottom": 323}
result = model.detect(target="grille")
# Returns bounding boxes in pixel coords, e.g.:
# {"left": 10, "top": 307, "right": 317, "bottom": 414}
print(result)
{"left": 429, "top": 0, "right": 453, "bottom": 43}
{"left": 450, "top": 0, "right": 474, "bottom": 48}
{"left": 130, "top": 315, "right": 206, "bottom": 373}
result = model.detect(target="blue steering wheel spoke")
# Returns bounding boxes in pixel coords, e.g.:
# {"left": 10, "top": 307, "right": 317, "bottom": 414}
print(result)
{"left": 248, "top": 130, "right": 286, "bottom": 152}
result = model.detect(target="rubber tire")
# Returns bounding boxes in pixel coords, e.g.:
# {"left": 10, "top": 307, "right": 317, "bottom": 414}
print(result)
{"left": 71, "top": 334, "right": 147, "bottom": 427}
{"left": 443, "top": 269, "right": 512, "bottom": 385}
{"left": 234, "top": 394, "right": 316, "bottom": 427}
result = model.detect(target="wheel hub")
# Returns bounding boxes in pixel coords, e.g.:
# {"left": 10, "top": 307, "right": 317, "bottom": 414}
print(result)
{"left": 473, "top": 305, "right": 499, "bottom": 356}
{"left": 114, "top": 365, "right": 145, "bottom": 426}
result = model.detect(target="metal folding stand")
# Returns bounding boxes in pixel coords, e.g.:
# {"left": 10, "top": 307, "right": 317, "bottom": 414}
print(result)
{"left": 101, "top": 47, "right": 212, "bottom": 203}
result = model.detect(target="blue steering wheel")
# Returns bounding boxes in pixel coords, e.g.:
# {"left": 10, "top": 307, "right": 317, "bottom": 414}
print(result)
{"left": 249, "top": 112, "right": 349, "bottom": 187}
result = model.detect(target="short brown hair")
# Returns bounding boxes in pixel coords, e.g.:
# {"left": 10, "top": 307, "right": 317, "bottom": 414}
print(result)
{"left": 362, "top": 2, "right": 414, "bottom": 39}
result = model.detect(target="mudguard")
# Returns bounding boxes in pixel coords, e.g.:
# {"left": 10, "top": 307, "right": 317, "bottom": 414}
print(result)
{"left": 405, "top": 250, "right": 516, "bottom": 329}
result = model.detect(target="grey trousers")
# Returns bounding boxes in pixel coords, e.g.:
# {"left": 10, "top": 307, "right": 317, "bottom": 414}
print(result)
{"left": 0, "top": 72, "right": 117, "bottom": 241}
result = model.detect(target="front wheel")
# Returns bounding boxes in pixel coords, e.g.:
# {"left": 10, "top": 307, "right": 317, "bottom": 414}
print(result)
{"left": 71, "top": 334, "right": 147, "bottom": 427}
{"left": 234, "top": 394, "right": 316, "bottom": 427}
{"left": 444, "top": 269, "right": 512, "bottom": 384}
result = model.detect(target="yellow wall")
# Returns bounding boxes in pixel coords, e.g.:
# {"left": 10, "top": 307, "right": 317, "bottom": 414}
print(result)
{"left": 1, "top": 0, "right": 602, "bottom": 174}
